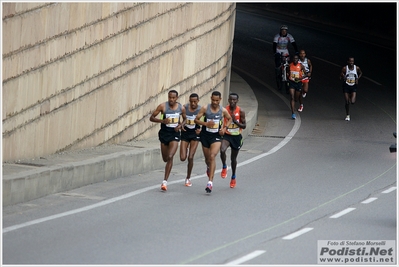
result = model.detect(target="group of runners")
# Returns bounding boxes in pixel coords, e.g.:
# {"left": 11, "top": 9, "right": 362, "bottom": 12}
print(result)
{"left": 150, "top": 90, "right": 246, "bottom": 194}
{"left": 149, "top": 24, "right": 363, "bottom": 194}
{"left": 273, "top": 24, "right": 362, "bottom": 120}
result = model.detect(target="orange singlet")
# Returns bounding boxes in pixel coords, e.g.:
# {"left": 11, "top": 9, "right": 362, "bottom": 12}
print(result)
{"left": 289, "top": 63, "right": 303, "bottom": 82}
{"left": 224, "top": 105, "right": 242, "bottom": 136}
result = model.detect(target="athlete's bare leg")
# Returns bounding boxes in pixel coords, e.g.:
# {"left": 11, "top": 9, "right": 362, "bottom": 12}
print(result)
{"left": 230, "top": 149, "right": 239, "bottom": 177}
{"left": 161, "top": 141, "right": 179, "bottom": 181}
{"left": 186, "top": 140, "right": 199, "bottom": 178}
{"left": 205, "top": 142, "right": 222, "bottom": 182}
{"left": 220, "top": 139, "right": 230, "bottom": 167}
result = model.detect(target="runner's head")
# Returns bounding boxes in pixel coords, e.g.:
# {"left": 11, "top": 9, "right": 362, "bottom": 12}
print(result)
{"left": 168, "top": 90, "right": 178, "bottom": 106}
{"left": 299, "top": 50, "right": 306, "bottom": 60}
{"left": 228, "top": 93, "right": 239, "bottom": 109}
{"left": 292, "top": 54, "right": 299, "bottom": 64}
{"left": 188, "top": 93, "right": 199, "bottom": 110}
{"left": 210, "top": 91, "right": 222, "bottom": 108}
{"left": 347, "top": 57, "right": 355, "bottom": 67}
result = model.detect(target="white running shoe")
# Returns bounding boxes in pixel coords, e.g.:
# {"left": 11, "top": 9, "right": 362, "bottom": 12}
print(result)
{"left": 302, "top": 93, "right": 307, "bottom": 98}
{"left": 345, "top": 115, "right": 350, "bottom": 121}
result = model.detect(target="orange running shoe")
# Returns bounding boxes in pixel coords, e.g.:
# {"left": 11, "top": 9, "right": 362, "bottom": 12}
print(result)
{"left": 221, "top": 166, "right": 227, "bottom": 179}
{"left": 161, "top": 182, "right": 167, "bottom": 191}
{"left": 230, "top": 178, "right": 236, "bottom": 188}
{"left": 185, "top": 179, "right": 192, "bottom": 187}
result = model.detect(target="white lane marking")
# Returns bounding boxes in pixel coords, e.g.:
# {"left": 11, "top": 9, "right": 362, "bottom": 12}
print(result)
{"left": 312, "top": 56, "right": 341, "bottom": 67}
{"left": 282, "top": 227, "right": 313, "bottom": 240}
{"left": 225, "top": 250, "right": 266, "bottom": 265}
{"left": 330, "top": 208, "right": 356, "bottom": 219}
{"left": 3, "top": 185, "right": 160, "bottom": 233}
{"left": 361, "top": 197, "right": 378, "bottom": 204}
{"left": 233, "top": 66, "right": 301, "bottom": 166}
{"left": 382, "top": 187, "right": 397, "bottom": 193}
{"left": 253, "top": 37, "right": 272, "bottom": 44}
{"left": 3, "top": 67, "right": 301, "bottom": 234}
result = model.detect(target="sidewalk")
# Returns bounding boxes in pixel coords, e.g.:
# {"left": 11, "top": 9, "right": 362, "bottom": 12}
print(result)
{"left": 2, "top": 72, "right": 258, "bottom": 206}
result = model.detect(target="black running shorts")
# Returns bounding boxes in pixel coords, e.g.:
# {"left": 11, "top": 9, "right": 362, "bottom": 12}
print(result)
{"left": 342, "top": 83, "right": 357, "bottom": 93}
{"left": 200, "top": 131, "right": 222, "bottom": 148}
{"left": 222, "top": 134, "right": 243, "bottom": 150}
{"left": 158, "top": 129, "right": 180, "bottom": 145}
{"left": 288, "top": 80, "right": 302, "bottom": 92}
{"left": 181, "top": 129, "right": 200, "bottom": 142}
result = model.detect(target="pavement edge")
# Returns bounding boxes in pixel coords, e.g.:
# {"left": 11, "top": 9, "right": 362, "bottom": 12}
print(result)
{"left": 2, "top": 72, "right": 258, "bottom": 206}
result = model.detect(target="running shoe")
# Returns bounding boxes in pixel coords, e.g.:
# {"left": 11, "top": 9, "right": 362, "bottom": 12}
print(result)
{"left": 345, "top": 115, "right": 350, "bottom": 121}
{"left": 230, "top": 178, "right": 236, "bottom": 188}
{"left": 205, "top": 182, "right": 212, "bottom": 193}
{"left": 185, "top": 179, "right": 192, "bottom": 187}
{"left": 161, "top": 181, "right": 167, "bottom": 191}
{"left": 302, "top": 93, "right": 307, "bottom": 98}
{"left": 298, "top": 104, "right": 304, "bottom": 112}
{"left": 206, "top": 167, "right": 210, "bottom": 178}
{"left": 292, "top": 113, "right": 296, "bottom": 120}
{"left": 221, "top": 166, "right": 227, "bottom": 179}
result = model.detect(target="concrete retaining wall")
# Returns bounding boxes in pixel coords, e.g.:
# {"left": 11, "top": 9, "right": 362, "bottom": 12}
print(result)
{"left": 2, "top": 2, "right": 236, "bottom": 162}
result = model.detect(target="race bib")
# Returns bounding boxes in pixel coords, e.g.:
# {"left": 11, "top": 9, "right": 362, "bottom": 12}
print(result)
{"left": 228, "top": 123, "right": 240, "bottom": 133}
{"left": 206, "top": 119, "right": 220, "bottom": 133}
{"left": 166, "top": 113, "right": 179, "bottom": 128}
{"left": 185, "top": 115, "right": 196, "bottom": 129}
{"left": 290, "top": 71, "right": 300, "bottom": 79}
{"left": 346, "top": 74, "right": 356, "bottom": 85}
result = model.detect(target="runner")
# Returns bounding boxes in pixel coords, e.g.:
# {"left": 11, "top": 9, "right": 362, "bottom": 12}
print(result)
{"left": 288, "top": 54, "right": 306, "bottom": 119}
{"left": 220, "top": 93, "right": 246, "bottom": 188}
{"left": 298, "top": 49, "right": 313, "bottom": 112}
{"left": 340, "top": 57, "right": 363, "bottom": 121}
{"left": 149, "top": 90, "right": 186, "bottom": 191}
{"left": 180, "top": 93, "right": 201, "bottom": 187}
{"left": 194, "top": 91, "right": 232, "bottom": 193}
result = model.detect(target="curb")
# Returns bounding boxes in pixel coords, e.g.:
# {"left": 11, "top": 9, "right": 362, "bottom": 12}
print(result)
{"left": 2, "top": 72, "right": 258, "bottom": 206}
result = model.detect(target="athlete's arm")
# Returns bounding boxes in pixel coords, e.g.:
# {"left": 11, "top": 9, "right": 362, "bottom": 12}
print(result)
{"left": 194, "top": 106, "right": 207, "bottom": 127}
{"left": 307, "top": 59, "right": 313, "bottom": 77}
{"left": 220, "top": 107, "right": 232, "bottom": 135}
{"left": 356, "top": 66, "right": 363, "bottom": 82}
{"left": 300, "top": 64, "right": 307, "bottom": 80}
{"left": 178, "top": 105, "right": 187, "bottom": 132}
{"left": 340, "top": 66, "right": 346, "bottom": 80}
{"left": 236, "top": 109, "right": 246, "bottom": 129}
{"left": 149, "top": 103, "right": 168, "bottom": 124}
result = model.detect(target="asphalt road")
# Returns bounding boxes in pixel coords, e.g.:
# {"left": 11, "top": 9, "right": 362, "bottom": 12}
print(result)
{"left": 2, "top": 5, "right": 397, "bottom": 266}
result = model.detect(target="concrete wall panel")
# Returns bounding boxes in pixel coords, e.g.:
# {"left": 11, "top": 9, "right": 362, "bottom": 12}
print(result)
{"left": 2, "top": 2, "right": 236, "bottom": 162}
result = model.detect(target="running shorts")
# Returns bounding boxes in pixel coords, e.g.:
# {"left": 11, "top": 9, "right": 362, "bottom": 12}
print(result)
{"left": 200, "top": 131, "right": 222, "bottom": 148}
{"left": 222, "top": 134, "right": 243, "bottom": 150}
{"left": 342, "top": 83, "right": 357, "bottom": 93}
{"left": 158, "top": 129, "right": 180, "bottom": 145}
{"left": 288, "top": 80, "right": 302, "bottom": 92}
{"left": 181, "top": 129, "right": 200, "bottom": 142}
